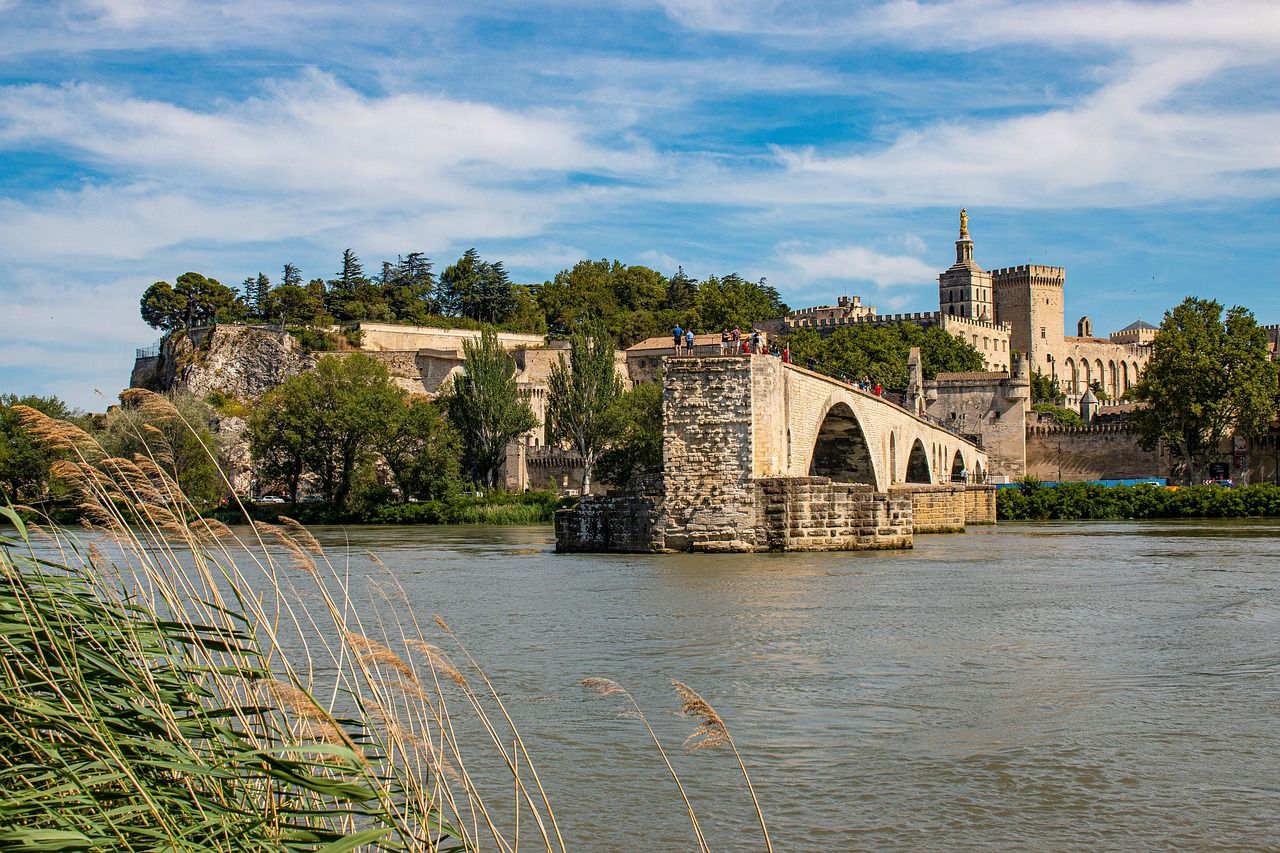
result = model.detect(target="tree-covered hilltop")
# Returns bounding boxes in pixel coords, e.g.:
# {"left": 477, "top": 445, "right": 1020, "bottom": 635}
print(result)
{"left": 138, "top": 251, "right": 789, "bottom": 349}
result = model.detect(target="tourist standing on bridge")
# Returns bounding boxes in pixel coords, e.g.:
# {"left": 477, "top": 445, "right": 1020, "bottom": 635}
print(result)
{"left": 750, "top": 329, "right": 762, "bottom": 354}
{"left": 672, "top": 323, "right": 683, "bottom": 355}
{"left": 685, "top": 328, "right": 695, "bottom": 355}
{"left": 720, "top": 328, "right": 731, "bottom": 354}
{"left": 782, "top": 343, "right": 792, "bottom": 364}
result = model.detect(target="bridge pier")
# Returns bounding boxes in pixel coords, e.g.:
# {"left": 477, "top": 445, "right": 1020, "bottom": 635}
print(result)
{"left": 556, "top": 356, "right": 993, "bottom": 553}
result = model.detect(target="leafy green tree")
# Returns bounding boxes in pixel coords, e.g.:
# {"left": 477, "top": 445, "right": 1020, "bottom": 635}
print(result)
{"left": 100, "top": 392, "right": 223, "bottom": 510}
{"left": 595, "top": 382, "right": 663, "bottom": 487}
{"left": 441, "top": 330, "right": 537, "bottom": 488}
{"left": 783, "top": 323, "right": 985, "bottom": 387}
{"left": 692, "top": 274, "right": 788, "bottom": 333}
{"left": 1030, "top": 369, "right": 1062, "bottom": 403}
{"left": 263, "top": 283, "right": 324, "bottom": 326}
{"left": 372, "top": 396, "right": 461, "bottom": 501}
{"left": 140, "top": 273, "right": 245, "bottom": 330}
{"left": 538, "top": 259, "right": 667, "bottom": 343}
{"left": 248, "top": 383, "right": 315, "bottom": 502}
{"left": 381, "top": 252, "right": 437, "bottom": 323}
{"left": 665, "top": 266, "right": 698, "bottom": 313}
{"left": 302, "top": 355, "right": 404, "bottom": 509}
{"left": 1131, "top": 297, "right": 1279, "bottom": 483}
{"left": 439, "top": 249, "right": 516, "bottom": 324}
{"left": 281, "top": 262, "right": 303, "bottom": 288}
{"left": 0, "top": 395, "right": 77, "bottom": 505}
{"left": 546, "top": 326, "right": 624, "bottom": 493}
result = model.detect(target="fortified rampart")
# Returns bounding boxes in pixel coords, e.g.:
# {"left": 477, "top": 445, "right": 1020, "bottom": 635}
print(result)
{"left": 1024, "top": 423, "right": 1171, "bottom": 481}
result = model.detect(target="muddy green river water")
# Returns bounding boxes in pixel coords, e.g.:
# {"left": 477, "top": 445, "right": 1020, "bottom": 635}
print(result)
{"left": 276, "top": 519, "right": 1279, "bottom": 851}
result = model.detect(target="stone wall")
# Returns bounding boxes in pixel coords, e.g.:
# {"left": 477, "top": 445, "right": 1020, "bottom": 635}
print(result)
{"left": 758, "top": 478, "right": 912, "bottom": 550}
{"left": 555, "top": 493, "right": 663, "bottom": 553}
{"left": 660, "top": 357, "right": 759, "bottom": 551}
{"left": 964, "top": 485, "right": 997, "bottom": 524}
{"left": 924, "top": 368, "right": 1029, "bottom": 480}
{"left": 1025, "top": 424, "right": 1171, "bottom": 481}
{"left": 896, "top": 485, "right": 966, "bottom": 533}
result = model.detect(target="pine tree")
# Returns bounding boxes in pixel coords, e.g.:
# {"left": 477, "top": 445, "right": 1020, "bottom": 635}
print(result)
{"left": 282, "top": 263, "right": 302, "bottom": 288}
{"left": 253, "top": 273, "right": 271, "bottom": 319}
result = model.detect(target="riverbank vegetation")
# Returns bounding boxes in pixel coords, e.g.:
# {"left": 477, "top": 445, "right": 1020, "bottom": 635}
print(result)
{"left": 997, "top": 479, "right": 1280, "bottom": 521}
{"left": 1, "top": 401, "right": 773, "bottom": 851}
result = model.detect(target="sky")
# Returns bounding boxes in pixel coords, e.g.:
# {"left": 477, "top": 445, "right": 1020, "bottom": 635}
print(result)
{"left": 1, "top": 0, "right": 1278, "bottom": 410}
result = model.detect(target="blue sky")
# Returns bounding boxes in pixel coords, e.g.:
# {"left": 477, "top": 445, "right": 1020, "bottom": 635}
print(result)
{"left": 1, "top": 0, "right": 1278, "bottom": 410}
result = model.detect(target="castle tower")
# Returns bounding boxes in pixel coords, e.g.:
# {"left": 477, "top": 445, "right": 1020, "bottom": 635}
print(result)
{"left": 938, "top": 208, "right": 994, "bottom": 322}
{"left": 992, "top": 261, "right": 1065, "bottom": 375}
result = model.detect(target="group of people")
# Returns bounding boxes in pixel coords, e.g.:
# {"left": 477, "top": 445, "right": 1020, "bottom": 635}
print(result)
{"left": 852, "top": 376, "right": 883, "bottom": 397}
{"left": 669, "top": 324, "right": 791, "bottom": 363}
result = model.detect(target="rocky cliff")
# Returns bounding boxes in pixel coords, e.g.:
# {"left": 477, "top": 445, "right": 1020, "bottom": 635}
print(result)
{"left": 131, "top": 325, "right": 317, "bottom": 401}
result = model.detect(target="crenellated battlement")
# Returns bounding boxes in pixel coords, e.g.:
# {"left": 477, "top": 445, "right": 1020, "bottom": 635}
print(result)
{"left": 991, "top": 264, "right": 1065, "bottom": 279}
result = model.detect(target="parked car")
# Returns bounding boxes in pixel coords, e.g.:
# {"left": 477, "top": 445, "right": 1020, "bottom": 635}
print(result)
{"left": 257, "top": 495, "right": 287, "bottom": 504}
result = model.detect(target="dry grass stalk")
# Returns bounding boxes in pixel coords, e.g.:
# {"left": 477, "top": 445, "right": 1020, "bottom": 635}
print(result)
{"left": 671, "top": 680, "right": 773, "bottom": 853}
{"left": 278, "top": 516, "right": 324, "bottom": 555}
{"left": 582, "top": 677, "right": 710, "bottom": 853}
{"left": 406, "top": 640, "right": 470, "bottom": 691}
{"left": 344, "top": 630, "right": 416, "bottom": 680}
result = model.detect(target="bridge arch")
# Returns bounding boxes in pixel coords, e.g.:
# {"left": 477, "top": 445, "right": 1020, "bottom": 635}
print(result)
{"left": 807, "top": 401, "right": 879, "bottom": 487}
{"left": 905, "top": 438, "right": 932, "bottom": 483}
{"left": 950, "top": 449, "right": 965, "bottom": 482}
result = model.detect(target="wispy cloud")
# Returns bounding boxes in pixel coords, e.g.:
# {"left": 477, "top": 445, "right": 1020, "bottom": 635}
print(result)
{"left": 777, "top": 243, "right": 936, "bottom": 289}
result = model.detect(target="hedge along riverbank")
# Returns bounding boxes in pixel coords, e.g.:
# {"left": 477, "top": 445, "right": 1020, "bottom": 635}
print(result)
{"left": 207, "top": 489, "right": 565, "bottom": 526}
{"left": 997, "top": 481, "right": 1280, "bottom": 521}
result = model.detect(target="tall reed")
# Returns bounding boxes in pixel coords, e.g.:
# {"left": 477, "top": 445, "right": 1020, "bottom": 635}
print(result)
{"left": 1, "top": 395, "right": 771, "bottom": 851}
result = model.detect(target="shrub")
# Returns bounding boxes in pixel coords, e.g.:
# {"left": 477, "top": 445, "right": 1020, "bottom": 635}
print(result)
{"left": 997, "top": 482, "right": 1280, "bottom": 521}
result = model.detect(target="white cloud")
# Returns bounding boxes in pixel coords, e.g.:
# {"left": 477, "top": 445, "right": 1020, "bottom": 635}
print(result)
{"left": 748, "top": 51, "right": 1280, "bottom": 208}
{"left": 656, "top": 0, "right": 1280, "bottom": 52}
{"left": 0, "top": 72, "right": 656, "bottom": 263}
{"left": 778, "top": 243, "right": 936, "bottom": 290}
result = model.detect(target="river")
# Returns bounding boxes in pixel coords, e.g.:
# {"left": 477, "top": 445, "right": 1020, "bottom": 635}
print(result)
{"left": 272, "top": 519, "right": 1278, "bottom": 851}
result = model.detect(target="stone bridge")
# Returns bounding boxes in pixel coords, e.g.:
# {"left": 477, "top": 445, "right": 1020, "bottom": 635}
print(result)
{"left": 557, "top": 355, "right": 994, "bottom": 553}
{"left": 663, "top": 355, "right": 988, "bottom": 492}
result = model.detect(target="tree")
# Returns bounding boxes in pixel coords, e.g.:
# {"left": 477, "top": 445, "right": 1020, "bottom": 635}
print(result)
{"left": 382, "top": 252, "right": 437, "bottom": 323}
{"left": 303, "top": 355, "right": 404, "bottom": 509}
{"left": 1131, "top": 297, "right": 1279, "bottom": 483}
{"left": 595, "top": 382, "right": 663, "bottom": 487}
{"left": 537, "top": 259, "right": 665, "bottom": 341}
{"left": 100, "top": 392, "right": 224, "bottom": 510}
{"left": 249, "top": 383, "right": 315, "bottom": 502}
{"left": 0, "top": 394, "right": 76, "bottom": 505}
{"left": 441, "top": 330, "right": 537, "bottom": 488}
{"left": 439, "top": 249, "right": 516, "bottom": 324}
{"left": 282, "top": 262, "right": 303, "bottom": 288}
{"left": 666, "top": 266, "right": 698, "bottom": 313}
{"left": 692, "top": 273, "right": 788, "bottom": 333}
{"left": 139, "top": 273, "right": 244, "bottom": 331}
{"left": 1030, "top": 369, "right": 1062, "bottom": 404}
{"left": 781, "top": 323, "right": 985, "bottom": 387}
{"left": 371, "top": 396, "right": 461, "bottom": 501}
{"left": 546, "top": 325, "right": 623, "bottom": 493}
{"left": 263, "top": 284, "right": 324, "bottom": 327}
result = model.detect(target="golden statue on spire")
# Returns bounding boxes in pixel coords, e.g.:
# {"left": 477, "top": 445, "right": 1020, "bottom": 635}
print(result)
{"left": 959, "top": 208, "right": 969, "bottom": 239}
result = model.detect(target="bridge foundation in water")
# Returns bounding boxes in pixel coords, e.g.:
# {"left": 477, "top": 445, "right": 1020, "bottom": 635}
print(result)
{"left": 556, "top": 355, "right": 995, "bottom": 553}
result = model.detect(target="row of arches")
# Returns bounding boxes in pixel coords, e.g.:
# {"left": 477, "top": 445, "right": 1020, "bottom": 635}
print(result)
{"left": 1058, "top": 356, "right": 1143, "bottom": 399}
{"left": 808, "top": 402, "right": 981, "bottom": 488}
